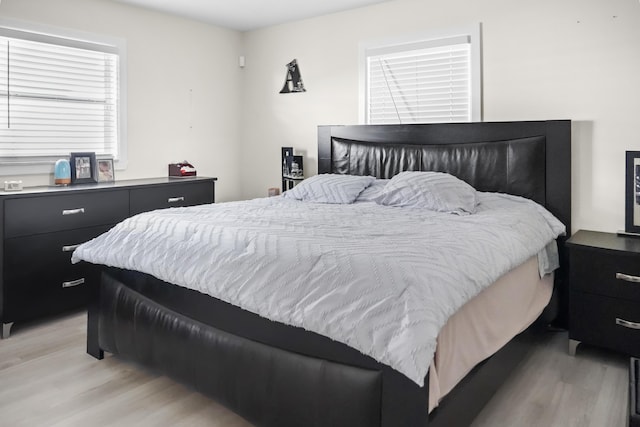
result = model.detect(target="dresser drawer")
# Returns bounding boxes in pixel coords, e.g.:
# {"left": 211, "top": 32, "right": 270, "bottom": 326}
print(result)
{"left": 3, "top": 263, "right": 94, "bottom": 322}
{"left": 4, "top": 260, "right": 95, "bottom": 301}
{"left": 4, "top": 225, "right": 113, "bottom": 281}
{"left": 4, "top": 190, "right": 128, "bottom": 238}
{"left": 570, "top": 248, "right": 640, "bottom": 301}
{"left": 3, "top": 227, "right": 103, "bottom": 323}
{"left": 570, "top": 291, "right": 640, "bottom": 356}
{"left": 129, "top": 181, "right": 213, "bottom": 215}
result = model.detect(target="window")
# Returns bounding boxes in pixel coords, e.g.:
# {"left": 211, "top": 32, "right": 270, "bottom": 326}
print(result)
{"left": 0, "top": 20, "right": 126, "bottom": 173}
{"left": 361, "top": 25, "right": 481, "bottom": 124}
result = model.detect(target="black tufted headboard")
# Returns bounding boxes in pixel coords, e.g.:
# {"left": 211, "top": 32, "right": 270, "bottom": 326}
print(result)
{"left": 329, "top": 136, "right": 546, "bottom": 205}
{"left": 317, "top": 121, "right": 571, "bottom": 234}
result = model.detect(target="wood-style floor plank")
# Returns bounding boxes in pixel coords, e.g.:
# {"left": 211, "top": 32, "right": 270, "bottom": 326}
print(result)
{"left": 0, "top": 311, "right": 629, "bottom": 427}
{"left": 471, "top": 328, "right": 627, "bottom": 427}
{"left": 0, "top": 311, "right": 252, "bottom": 427}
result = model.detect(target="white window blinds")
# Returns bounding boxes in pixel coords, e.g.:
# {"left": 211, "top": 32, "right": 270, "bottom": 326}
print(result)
{"left": 0, "top": 27, "right": 120, "bottom": 160}
{"left": 364, "top": 33, "right": 479, "bottom": 125}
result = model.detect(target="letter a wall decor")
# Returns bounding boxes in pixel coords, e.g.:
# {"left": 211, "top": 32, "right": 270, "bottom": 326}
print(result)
{"left": 280, "top": 59, "right": 306, "bottom": 93}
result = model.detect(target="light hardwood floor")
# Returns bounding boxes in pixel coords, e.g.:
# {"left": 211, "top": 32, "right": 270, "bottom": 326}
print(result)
{"left": 0, "top": 311, "right": 629, "bottom": 427}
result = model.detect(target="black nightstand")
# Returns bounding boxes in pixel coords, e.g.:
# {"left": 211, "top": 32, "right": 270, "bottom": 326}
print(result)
{"left": 567, "top": 230, "right": 640, "bottom": 356}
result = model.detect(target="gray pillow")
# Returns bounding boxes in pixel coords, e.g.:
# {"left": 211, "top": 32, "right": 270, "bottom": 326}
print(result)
{"left": 374, "top": 171, "right": 478, "bottom": 215}
{"left": 354, "top": 179, "right": 389, "bottom": 202}
{"left": 284, "top": 174, "right": 375, "bottom": 204}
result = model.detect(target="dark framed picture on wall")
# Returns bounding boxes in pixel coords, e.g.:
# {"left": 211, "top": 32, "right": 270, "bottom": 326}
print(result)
{"left": 625, "top": 151, "right": 640, "bottom": 234}
{"left": 70, "top": 152, "right": 97, "bottom": 184}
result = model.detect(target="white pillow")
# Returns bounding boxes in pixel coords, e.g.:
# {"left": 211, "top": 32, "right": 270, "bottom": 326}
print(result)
{"left": 284, "top": 174, "right": 375, "bottom": 204}
{"left": 374, "top": 171, "right": 478, "bottom": 215}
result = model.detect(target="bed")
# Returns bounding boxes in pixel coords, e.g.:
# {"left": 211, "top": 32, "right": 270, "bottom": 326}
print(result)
{"left": 78, "top": 120, "right": 571, "bottom": 427}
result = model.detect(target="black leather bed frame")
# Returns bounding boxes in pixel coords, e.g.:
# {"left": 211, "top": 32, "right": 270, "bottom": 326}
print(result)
{"left": 87, "top": 120, "right": 571, "bottom": 427}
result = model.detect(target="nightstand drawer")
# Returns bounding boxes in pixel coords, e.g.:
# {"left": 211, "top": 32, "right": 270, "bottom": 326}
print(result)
{"left": 570, "top": 291, "right": 640, "bottom": 356}
{"left": 570, "top": 248, "right": 640, "bottom": 301}
{"left": 4, "top": 190, "right": 128, "bottom": 238}
{"left": 130, "top": 181, "right": 213, "bottom": 215}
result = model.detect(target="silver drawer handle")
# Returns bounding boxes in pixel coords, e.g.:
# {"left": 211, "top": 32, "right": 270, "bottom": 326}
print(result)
{"left": 168, "top": 196, "right": 185, "bottom": 203}
{"left": 62, "top": 244, "right": 81, "bottom": 252}
{"left": 615, "top": 272, "right": 640, "bottom": 283}
{"left": 615, "top": 318, "right": 640, "bottom": 330}
{"left": 62, "top": 278, "right": 85, "bottom": 288}
{"left": 62, "top": 208, "right": 85, "bottom": 216}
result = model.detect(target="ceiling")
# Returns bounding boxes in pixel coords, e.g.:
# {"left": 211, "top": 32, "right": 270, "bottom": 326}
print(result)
{"left": 112, "top": 0, "right": 394, "bottom": 32}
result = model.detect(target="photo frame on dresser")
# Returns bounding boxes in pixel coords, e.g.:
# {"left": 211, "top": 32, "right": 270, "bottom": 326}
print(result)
{"left": 97, "top": 158, "right": 115, "bottom": 183}
{"left": 625, "top": 151, "right": 640, "bottom": 234}
{"left": 70, "top": 152, "right": 97, "bottom": 185}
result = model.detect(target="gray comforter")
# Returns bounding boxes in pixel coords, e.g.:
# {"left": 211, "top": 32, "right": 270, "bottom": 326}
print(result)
{"left": 72, "top": 192, "right": 565, "bottom": 386}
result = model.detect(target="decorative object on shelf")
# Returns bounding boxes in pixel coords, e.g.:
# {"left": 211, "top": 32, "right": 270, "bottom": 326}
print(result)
{"left": 69, "top": 152, "right": 97, "bottom": 185}
{"left": 168, "top": 161, "right": 197, "bottom": 177}
{"left": 279, "top": 59, "right": 306, "bottom": 93}
{"left": 97, "top": 158, "right": 115, "bottom": 183}
{"left": 268, "top": 187, "right": 280, "bottom": 197}
{"left": 3, "top": 180, "right": 23, "bottom": 191}
{"left": 281, "top": 147, "right": 304, "bottom": 191}
{"left": 54, "top": 158, "right": 71, "bottom": 185}
{"left": 282, "top": 147, "right": 293, "bottom": 177}
{"left": 625, "top": 151, "right": 640, "bottom": 235}
{"left": 290, "top": 155, "right": 303, "bottom": 178}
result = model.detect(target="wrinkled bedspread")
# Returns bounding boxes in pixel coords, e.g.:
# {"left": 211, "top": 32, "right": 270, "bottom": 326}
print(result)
{"left": 72, "top": 193, "right": 565, "bottom": 386}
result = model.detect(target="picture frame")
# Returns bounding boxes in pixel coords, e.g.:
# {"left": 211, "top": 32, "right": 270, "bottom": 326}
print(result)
{"left": 625, "top": 151, "right": 640, "bottom": 234}
{"left": 281, "top": 146, "right": 293, "bottom": 192}
{"left": 97, "top": 158, "right": 115, "bottom": 183}
{"left": 69, "top": 152, "right": 97, "bottom": 185}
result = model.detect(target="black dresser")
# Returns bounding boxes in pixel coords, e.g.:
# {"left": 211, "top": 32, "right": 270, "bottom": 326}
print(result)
{"left": 567, "top": 230, "right": 640, "bottom": 357}
{"left": 0, "top": 176, "right": 216, "bottom": 338}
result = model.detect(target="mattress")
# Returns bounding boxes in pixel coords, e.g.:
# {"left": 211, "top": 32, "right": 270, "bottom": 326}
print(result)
{"left": 428, "top": 255, "right": 552, "bottom": 412}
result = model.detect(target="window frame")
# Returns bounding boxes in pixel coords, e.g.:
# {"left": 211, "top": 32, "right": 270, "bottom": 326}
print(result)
{"left": 359, "top": 24, "right": 482, "bottom": 125}
{"left": 0, "top": 18, "right": 127, "bottom": 176}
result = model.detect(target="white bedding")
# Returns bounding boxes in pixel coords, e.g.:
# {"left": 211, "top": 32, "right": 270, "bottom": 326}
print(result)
{"left": 72, "top": 192, "right": 564, "bottom": 386}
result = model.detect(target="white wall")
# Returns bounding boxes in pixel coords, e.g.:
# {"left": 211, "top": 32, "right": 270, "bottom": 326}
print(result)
{"left": 240, "top": 0, "right": 640, "bottom": 233}
{"left": 1, "top": 0, "right": 639, "bottom": 231}
{"left": 0, "top": 0, "right": 243, "bottom": 202}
